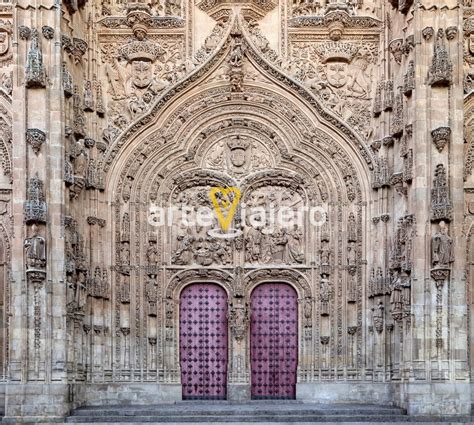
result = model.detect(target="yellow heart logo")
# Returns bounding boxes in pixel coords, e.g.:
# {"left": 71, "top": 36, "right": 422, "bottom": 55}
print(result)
{"left": 209, "top": 187, "right": 241, "bottom": 232}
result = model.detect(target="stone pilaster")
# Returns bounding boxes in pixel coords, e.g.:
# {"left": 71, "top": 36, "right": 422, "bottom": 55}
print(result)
{"left": 395, "top": 0, "right": 470, "bottom": 415}
{"left": 5, "top": 0, "right": 70, "bottom": 421}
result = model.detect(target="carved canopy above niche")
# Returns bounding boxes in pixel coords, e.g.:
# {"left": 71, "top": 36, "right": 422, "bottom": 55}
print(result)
{"left": 196, "top": 0, "right": 278, "bottom": 21}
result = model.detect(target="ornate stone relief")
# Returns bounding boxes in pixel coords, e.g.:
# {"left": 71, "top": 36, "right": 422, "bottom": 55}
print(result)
{"left": 100, "top": 0, "right": 183, "bottom": 19}
{"left": 389, "top": 214, "right": 415, "bottom": 273}
{"left": 26, "top": 128, "right": 46, "bottom": 155}
{"left": 228, "top": 298, "right": 249, "bottom": 340}
{"left": 428, "top": 29, "right": 453, "bottom": 87}
{"left": 290, "top": 4, "right": 380, "bottom": 21}
{"left": 62, "top": 36, "right": 87, "bottom": 64}
{"left": 50, "top": 11, "right": 375, "bottom": 388}
{"left": 197, "top": 0, "right": 277, "bottom": 20}
{"left": 203, "top": 137, "right": 272, "bottom": 176}
{"left": 24, "top": 174, "right": 47, "bottom": 224}
{"left": 431, "top": 164, "right": 452, "bottom": 222}
{"left": 431, "top": 126, "right": 451, "bottom": 153}
{"left": 98, "top": 19, "right": 230, "bottom": 146}
{"left": 286, "top": 38, "right": 377, "bottom": 138}
{"left": 0, "top": 19, "right": 12, "bottom": 65}
{"left": 25, "top": 29, "right": 46, "bottom": 88}
{"left": 62, "top": 62, "right": 74, "bottom": 97}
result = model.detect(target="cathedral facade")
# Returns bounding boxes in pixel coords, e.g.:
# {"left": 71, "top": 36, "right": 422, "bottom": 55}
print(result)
{"left": 0, "top": 0, "right": 473, "bottom": 421}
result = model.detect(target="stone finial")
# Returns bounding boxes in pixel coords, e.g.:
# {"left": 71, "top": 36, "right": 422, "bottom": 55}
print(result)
{"left": 25, "top": 29, "right": 46, "bottom": 88}
{"left": 428, "top": 29, "right": 453, "bottom": 87}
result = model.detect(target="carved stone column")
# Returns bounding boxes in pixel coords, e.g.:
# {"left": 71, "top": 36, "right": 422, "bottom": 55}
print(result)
{"left": 227, "top": 289, "right": 250, "bottom": 401}
{"left": 395, "top": 3, "right": 470, "bottom": 415}
{"left": 5, "top": 2, "right": 70, "bottom": 421}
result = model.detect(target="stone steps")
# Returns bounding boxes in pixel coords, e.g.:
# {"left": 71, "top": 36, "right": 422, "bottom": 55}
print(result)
{"left": 64, "top": 402, "right": 422, "bottom": 423}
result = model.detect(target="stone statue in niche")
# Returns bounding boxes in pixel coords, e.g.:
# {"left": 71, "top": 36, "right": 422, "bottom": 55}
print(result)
{"left": 66, "top": 274, "right": 76, "bottom": 307}
{"left": 287, "top": 225, "right": 304, "bottom": 263}
{"left": 347, "top": 241, "right": 357, "bottom": 267}
{"left": 233, "top": 267, "right": 245, "bottom": 298}
{"left": 320, "top": 240, "right": 331, "bottom": 265}
{"left": 303, "top": 297, "right": 312, "bottom": 327}
{"left": 390, "top": 270, "right": 403, "bottom": 312}
{"left": 400, "top": 271, "right": 411, "bottom": 311}
{"left": 24, "top": 224, "right": 46, "bottom": 270}
{"left": 146, "top": 241, "right": 159, "bottom": 266}
{"left": 145, "top": 275, "right": 158, "bottom": 316}
{"left": 122, "top": 176, "right": 133, "bottom": 202}
{"left": 431, "top": 221, "right": 454, "bottom": 268}
{"left": 120, "top": 241, "right": 130, "bottom": 266}
{"left": 229, "top": 37, "right": 243, "bottom": 68}
{"left": 76, "top": 270, "right": 88, "bottom": 310}
{"left": 73, "top": 139, "right": 89, "bottom": 178}
{"left": 320, "top": 274, "right": 331, "bottom": 316}
{"left": 120, "top": 275, "right": 130, "bottom": 304}
{"left": 372, "top": 300, "right": 384, "bottom": 333}
{"left": 83, "top": 80, "right": 94, "bottom": 111}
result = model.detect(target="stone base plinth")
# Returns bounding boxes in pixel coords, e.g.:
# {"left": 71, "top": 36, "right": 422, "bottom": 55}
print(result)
{"left": 227, "top": 383, "right": 250, "bottom": 401}
{"left": 296, "top": 382, "right": 396, "bottom": 405}
{"left": 3, "top": 383, "right": 70, "bottom": 423}
{"left": 72, "top": 383, "right": 182, "bottom": 407}
{"left": 399, "top": 382, "right": 471, "bottom": 416}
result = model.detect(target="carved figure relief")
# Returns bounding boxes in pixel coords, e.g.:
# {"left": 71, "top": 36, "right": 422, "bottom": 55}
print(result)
{"left": 228, "top": 298, "right": 249, "bottom": 340}
{"left": 286, "top": 39, "right": 377, "bottom": 137}
{"left": 24, "top": 224, "right": 46, "bottom": 271}
{"left": 204, "top": 138, "right": 272, "bottom": 174}
{"left": 431, "top": 221, "right": 454, "bottom": 268}
{"left": 25, "top": 29, "right": 46, "bottom": 88}
{"left": 431, "top": 164, "right": 452, "bottom": 222}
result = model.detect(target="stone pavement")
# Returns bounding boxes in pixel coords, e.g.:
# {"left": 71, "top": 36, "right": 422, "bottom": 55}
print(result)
{"left": 62, "top": 401, "right": 474, "bottom": 424}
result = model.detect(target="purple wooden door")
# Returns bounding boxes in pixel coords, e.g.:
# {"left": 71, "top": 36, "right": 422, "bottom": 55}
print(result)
{"left": 180, "top": 283, "right": 228, "bottom": 400}
{"left": 250, "top": 283, "right": 298, "bottom": 399}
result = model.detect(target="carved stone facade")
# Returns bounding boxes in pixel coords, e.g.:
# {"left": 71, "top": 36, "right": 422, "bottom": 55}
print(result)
{"left": 0, "top": 0, "right": 473, "bottom": 421}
